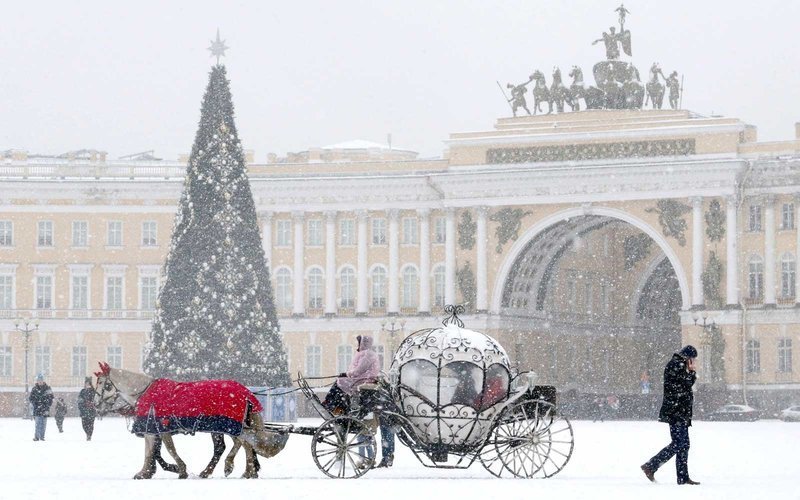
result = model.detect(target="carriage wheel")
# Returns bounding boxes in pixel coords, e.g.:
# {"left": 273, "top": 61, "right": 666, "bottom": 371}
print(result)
{"left": 490, "top": 400, "right": 574, "bottom": 478}
{"left": 311, "top": 416, "right": 376, "bottom": 479}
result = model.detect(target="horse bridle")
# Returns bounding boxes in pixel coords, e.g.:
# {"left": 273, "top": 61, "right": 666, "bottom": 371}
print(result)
{"left": 94, "top": 375, "right": 134, "bottom": 416}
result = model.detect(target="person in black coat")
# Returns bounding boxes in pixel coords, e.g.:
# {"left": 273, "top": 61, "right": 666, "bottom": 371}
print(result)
{"left": 29, "top": 374, "right": 54, "bottom": 441}
{"left": 77, "top": 378, "right": 97, "bottom": 441}
{"left": 641, "top": 345, "right": 700, "bottom": 485}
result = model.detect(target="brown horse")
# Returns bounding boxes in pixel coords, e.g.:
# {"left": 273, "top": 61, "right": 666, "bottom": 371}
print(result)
{"left": 93, "top": 362, "right": 287, "bottom": 479}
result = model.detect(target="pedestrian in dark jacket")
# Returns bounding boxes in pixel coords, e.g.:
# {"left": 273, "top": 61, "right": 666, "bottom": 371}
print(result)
{"left": 77, "top": 378, "right": 97, "bottom": 441}
{"left": 54, "top": 398, "right": 67, "bottom": 433}
{"left": 641, "top": 345, "right": 701, "bottom": 485}
{"left": 29, "top": 373, "right": 54, "bottom": 441}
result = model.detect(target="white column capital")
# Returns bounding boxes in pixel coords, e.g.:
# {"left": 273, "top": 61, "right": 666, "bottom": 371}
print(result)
{"left": 258, "top": 210, "right": 274, "bottom": 221}
{"left": 324, "top": 210, "right": 337, "bottom": 222}
{"left": 763, "top": 194, "right": 777, "bottom": 206}
{"left": 387, "top": 208, "right": 400, "bottom": 220}
{"left": 356, "top": 209, "right": 369, "bottom": 221}
{"left": 690, "top": 196, "right": 704, "bottom": 208}
{"left": 725, "top": 194, "right": 739, "bottom": 206}
{"left": 416, "top": 207, "right": 431, "bottom": 217}
{"left": 291, "top": 210, "right": 305, "bottom": 222}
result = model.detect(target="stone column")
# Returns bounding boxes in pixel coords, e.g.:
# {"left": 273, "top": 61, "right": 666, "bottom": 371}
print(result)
{"left": 418, "top": 208, "right": 431, "bottom": 314}
{"left": 726, "top": 196, "right": 739, "bottom": 307}
{"left": 764, "top": 195, "right": 777, "bottom": 306}
{"left": 691, "top": 197, "right": 704, "bottom": 308}
{"left": 476, "top": 207, "right": 489, "bottom": 313}
{"left": 325, "top": 211, "right": 337, "bottom": 316}
{"left": 356, "top": 210, "right": 369, "bottom": 315}
{"left": 388, "top": 209, "right": 400, "bottom": 315}
{"left": 445, "top": 208, "right": 456, "bottom": 306}
{"left": 292, "top": 211, "right": 305, "bottom": 316}
{"left": 795, "top": 196, "right": 800, "bottom": 306}
{"left": 261, "top": 211, "right": 273, "bottom": 272}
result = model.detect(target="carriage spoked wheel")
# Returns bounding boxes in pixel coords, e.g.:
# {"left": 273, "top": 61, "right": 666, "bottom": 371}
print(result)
{"left": 484, "top": 400, "right": 574, "bottom": 478}
{"left": 311, "top": 416, "right": 376, "bottom": 479}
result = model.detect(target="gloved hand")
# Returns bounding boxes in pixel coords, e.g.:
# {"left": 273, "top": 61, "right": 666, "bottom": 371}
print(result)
{"left": 338, "top": 372, "right": 348, "bottom": 378}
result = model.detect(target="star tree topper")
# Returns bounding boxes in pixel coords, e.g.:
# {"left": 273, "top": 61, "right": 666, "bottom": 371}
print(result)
{"left": 208, "top": 29, "right": 229, "bottom": 65}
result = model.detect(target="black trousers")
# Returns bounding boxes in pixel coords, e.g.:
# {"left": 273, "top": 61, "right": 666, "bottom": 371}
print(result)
{"left": 81, "top": 415, "right": 95, "bottom": 439}
{"left": 644, "top": 422, "right": 691, "bottom": 483}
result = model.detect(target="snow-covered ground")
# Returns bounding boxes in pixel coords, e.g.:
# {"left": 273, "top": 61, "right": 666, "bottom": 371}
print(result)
{"left": 1, "top": 417, "right": 797, "bottom": 500}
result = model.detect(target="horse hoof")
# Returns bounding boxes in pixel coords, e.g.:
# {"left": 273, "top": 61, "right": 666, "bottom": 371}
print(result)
{"left": 133, "top": 472, "right": 153, "bottom": 480}
{"left": 179, "top": 471, "right": 188, "bottom": 479}
{"left": 198, "top": 471, "right": 210, "bottom": 479}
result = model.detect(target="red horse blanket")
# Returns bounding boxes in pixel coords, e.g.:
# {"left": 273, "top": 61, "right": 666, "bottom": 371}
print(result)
{"left": 131, "top": 379, "right": 262, "bottom": 436}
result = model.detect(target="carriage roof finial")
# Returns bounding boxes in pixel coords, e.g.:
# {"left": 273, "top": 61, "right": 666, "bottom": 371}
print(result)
{"left": 441, "top": 304, "right": 465, "bottom": 328}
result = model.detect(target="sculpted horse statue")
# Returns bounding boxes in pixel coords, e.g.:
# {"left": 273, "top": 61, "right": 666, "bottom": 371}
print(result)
{"left": 549, "top": 67, "right": 570, "bottom": 113}
{"left": 93, "top": 362, "right": 288, "bottom": 479}
{"left": 567, "top": 66, "right": 585, "bottom": 111}
{"left": 530, "top": 70, "right": 552, "bottom": 115}
{"left": 623, "top": 65, "right": 645, "bottom": 109}
{"left": 645, "top": 63, "right": 666, "bottom": 109}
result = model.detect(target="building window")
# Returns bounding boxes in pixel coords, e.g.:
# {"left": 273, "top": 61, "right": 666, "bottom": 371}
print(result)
{"left": 72, "top": 346, "right": 87, "bottom": 377}
{"left": 72, "top": 221, "right": 88, "bottom": 247}
{"left": 371, "top": 267, "right": 387, "bottom": 307}
{"left": 567, "top": 280, "right": 577, "bottom": 305}
{"left": 433, "top": 265, "right": 445, "bottom": 306}
{"left": 584, "top": 282, "right": 594, "bottom": 314}
{"left": 748, "top": 205, "right": 762, "bottom": 232}
{"left": 781, "top": 254, "right": 796, "bottom": 299}
{"left": 340, "top": 219, "right": 356, "bottom": 245}
{"left": 433, "top": 217, "right": 446, "bottom": 244}
{"left": 778, "top": 338, "right": 793, "bottom": 373}
{"left": 276, "top": 220, "right": 292, "bottom": 247}
{"left": 745, "top": 339, "right": 760, "bottom": 373}
{"left": 35, "top": 346, "right": 51, "bottom": 377}
{"left": 308, "top": 268, "right": 323, "bottom": 308}
{"left": 0, "top": 275, "right": 13, "bottom": 309}
{"left": 402, "top": 217, "right": 418, "bottom": 245}
{"left": 748, "top": 257, "right": 764, "bottom": 300}
{"left": 37, "top": 221, "right": 53, "bottom": 247}
{"left": 140, "top": 276, "right": 158, "bottom": 311}
{"left": 401, "top": 267, "right": 418, "bottom": 308}
{"left": 71, "top": 275, "right": 89, "bottom": 310}
{"left": 337, "top": 345, "right": 353, "bottom": 373}
{"left": 340, "top": 267, "right": 355, "bottom": 308}
{"left": 305, "top": 345, "right": 321, "bottom": 377}
{"left": 782, "top": 203, "right": 795, "bottom": 230}
{"left": 307, "top": 219, "right": 323, "bottom": 246}
{"left": 142, "top": 221, "right": 157, "bottom": 247}
{"left": 372, "top": 218, "right": 387, "bottom": 245}
{"left": 0, "top": 221, "right": 12, "bottom": 246}
{"left": 275, "top": 268, "right": 292, "bottom": 309}
{"left": 105, "top": 276, "right": 124, "bottom": 310}
{"left": 106, "top": 221, "right": 123, "bottom": 247}
{"left": 0, "top": 346, "right": 12, "bottom": 377}
{"left": 107, "top": 346, "right": 123, "bottom": 369}
{"left": 35, "top": 275, "right": 53, "bottom": 309}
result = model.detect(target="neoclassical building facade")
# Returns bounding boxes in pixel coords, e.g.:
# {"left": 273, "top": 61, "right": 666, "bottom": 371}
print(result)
{"left": 2, "top": 110, "right": 800, "bottom": 415}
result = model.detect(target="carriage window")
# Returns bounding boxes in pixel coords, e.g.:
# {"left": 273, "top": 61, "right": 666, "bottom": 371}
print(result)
{"left": 440, "top": 361, "right": 482, "bottom": 408}
{"left": 478, "top": 364, "right": 510, "bottom": 410}
{"left": 399, "top": 359, "right": 438, "bottom": 403}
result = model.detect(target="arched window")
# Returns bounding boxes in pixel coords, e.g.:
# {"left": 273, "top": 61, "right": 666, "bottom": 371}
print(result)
{"left": 746, "top": 339, "right": 761, "bottom": 373}
{"left": 748, "top": 256, "right": 764, "bottom": 300}
{"left": 433, "top": 265, "right": 445, "bottom": 307}
{"left": 401, "top": 267, "right": 418, "bottom": 308}
{"left": 339, "top": 267, "right": 355, "bottom": 308}
{"left": 781, "top": 253, "right": 795, "bottom": 299}
{"left": 275, "top": 268, "right": 292, "bottom": 309}
{"left": 371, "top": 267, "right": 387, "bottom": 307}
{"left": 308, "top": 268, "right": 323, "bottom": 309}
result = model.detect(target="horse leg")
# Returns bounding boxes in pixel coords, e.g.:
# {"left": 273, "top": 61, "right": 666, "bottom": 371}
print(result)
{"left": 242, "top": 442, "right": 258, "bottom": 479}
{"left": 224, "top": 438, "right": 242, "bottom": 477}
{"left": 134, "top": 435, "right": 156, "bottom": 480}
{"left": 160, "top": 433, "right": 188, "bottom": 479}
{"left": 199, "top": 433, "right": 226, "bottom": 478}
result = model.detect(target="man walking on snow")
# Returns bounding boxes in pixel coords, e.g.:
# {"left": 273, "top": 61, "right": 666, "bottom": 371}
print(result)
{"left": 641, "top": 345, "right": 701, "bottom": 485}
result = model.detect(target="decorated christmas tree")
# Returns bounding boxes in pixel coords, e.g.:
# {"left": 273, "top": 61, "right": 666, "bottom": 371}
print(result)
{"left": 145, "top": 63, "right": 289, "bottom": 386}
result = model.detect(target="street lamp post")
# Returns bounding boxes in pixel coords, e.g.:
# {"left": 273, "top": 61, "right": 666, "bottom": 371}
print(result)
{"left": 380, "top": 318, "right": 406, "bottom": 367}
{"left": 14, "top": 317, "right": 39, "bottom": 420}
{"left": 692, "top": 311, "right": 717, "bottom": 381}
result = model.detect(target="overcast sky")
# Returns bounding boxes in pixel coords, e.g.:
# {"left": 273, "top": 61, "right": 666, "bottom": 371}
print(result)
{"left": 2, "top": 1, "right": 799, "bottom": 161}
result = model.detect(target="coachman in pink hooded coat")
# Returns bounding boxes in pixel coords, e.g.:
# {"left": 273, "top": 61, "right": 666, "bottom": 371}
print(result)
{"left": 337, "top": 335, "right": 381, "bottom": 395}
